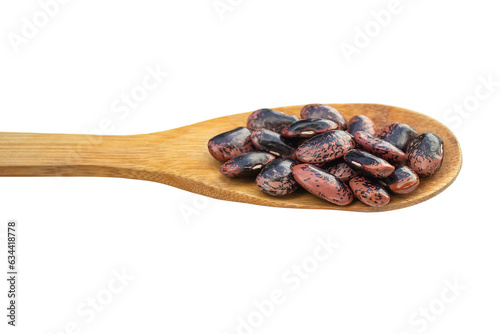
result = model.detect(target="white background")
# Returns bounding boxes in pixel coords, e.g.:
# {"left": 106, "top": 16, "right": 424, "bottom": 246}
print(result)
{"left": 0, "top": 0, "right": 499, "bottom": 333}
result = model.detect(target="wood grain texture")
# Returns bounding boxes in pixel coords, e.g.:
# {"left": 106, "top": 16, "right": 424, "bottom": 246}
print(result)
{"left": 0, "top": 103, "right": 462, "bottom": 212}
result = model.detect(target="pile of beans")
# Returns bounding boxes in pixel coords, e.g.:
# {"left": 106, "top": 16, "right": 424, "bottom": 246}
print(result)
{"left": 207, "top": 104, "right": 444, "bottom": 207}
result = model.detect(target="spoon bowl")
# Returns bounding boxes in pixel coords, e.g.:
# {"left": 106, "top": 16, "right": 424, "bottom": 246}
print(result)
{"left": 0, "top": 103, "right": 462, "bottom": 212}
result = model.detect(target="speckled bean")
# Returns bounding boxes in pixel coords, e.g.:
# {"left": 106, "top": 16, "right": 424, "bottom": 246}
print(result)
{"left": 256, "top": 158, "right": 298, "bottom": 196}
{"left": 250, "top": 129, "right": 295, "bottom": 158}
{"left": 377, "top": 122, "right": 417, "bottom": 151}
{"left": 406, "top": 132, "right": 444, "bottom": 177}
{"left": 207, "top": 127, "right": 254, "bottom": 162}
{"left": 300, "top": 104, "right": 347, "bottom": 129}
{"left": 292, "top": 164, "right": 354, "bottom": 205}
{"left": 344, "top": 149, "right": 395, "bottom": 178}
{"left": 295, "top": 130, "right": 355, "bottom": 164}
{"left": 220, "top": 152, "right": 275, "bottom": 178}
{"left": 346, "top": 115, "right": 376, "bottom": 136}
{"left": 349, "top": 176, "right": 390, "bottom": 207}
{"left": 354, "top": 131, "right": 407, "bottom": 164}
{"left": 281, "top": 118, "right": 340, "bottom": 138}
{"left": 282, "top": 136, "right": 309, "bottom": 149}
{"left": 381, "top": 166, "right": 420, "bottom": 194}
{"left": 247, "top": 108, "right": 299, "bottom": 133}
{"left": 326, "top": 161, "right": 358, "bottom": 183}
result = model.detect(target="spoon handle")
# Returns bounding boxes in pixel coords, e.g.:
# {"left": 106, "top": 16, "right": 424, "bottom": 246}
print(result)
{"left": 0, "top": 132, "right": 157, "bottom": 178}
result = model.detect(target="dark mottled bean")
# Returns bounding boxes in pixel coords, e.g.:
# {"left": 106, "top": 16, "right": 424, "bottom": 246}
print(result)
{"left": 406, "top": 132, "right": 444, "bottom": 177}
{"left": 250, "top": 129, "right": 295, "bottom": 158}
{"left": 282, "top": 136, "right": 309, "bottom": 149}
{"left": 281, "top": 118, "right": 340, "bottom": 138}
{"left": 256, "top": 158, "right": 299, "bottom": 196}
{"left": 300, "top": 104, "right": 347, "bottom": 129}
{"left": 347, "top": 115, "right": 376, "bottom": 136}
{"left": 247, "top": 108, "right": 299, "bottom": 133}
{"left": 207, "top": 127, "right": 254, "bottom": 162}
{"left": 327, "top": 161, "right": 358, "bottom": 183}
{"left": 292, "top": 164, "right": 354, "bottom": 206}
{"left": 381, "top": 166, "right": 420, "bottom": 194}
{"left": 344, "top": 149, "right": 395, "bottom": 178}
{"left": 354, "top": 131, "right": 407, "bottom": 163}
{"left": 220, "top": 152, "right": 275, "bottom": 178}
{"left": 349, "top": 176, "right": 390, "bottom": 207}
{"left": 296, "top": 130, "right": 355, "bottom": 164}
{"left": 377, "top": 122, "right": 417, "bottom": 151}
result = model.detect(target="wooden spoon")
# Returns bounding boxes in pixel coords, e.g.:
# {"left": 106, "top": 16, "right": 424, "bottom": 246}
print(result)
{"left": 0, "top": 103, "right": 462, "bottom": 212}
